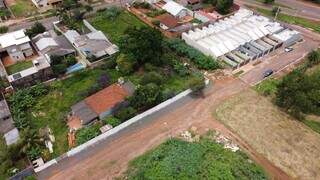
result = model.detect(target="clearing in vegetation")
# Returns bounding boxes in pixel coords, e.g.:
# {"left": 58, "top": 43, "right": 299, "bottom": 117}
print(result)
{"left": 89, "top": 10, "right": 146, "bottom": 44}
{"left": 123, "top": 137, "right": 267, "bottom": 180}
{"left": 214, "top": 89, "right": 320, "bottom": 180}
{"left": 9, "top": 0, "right": 37, "bottom": 17}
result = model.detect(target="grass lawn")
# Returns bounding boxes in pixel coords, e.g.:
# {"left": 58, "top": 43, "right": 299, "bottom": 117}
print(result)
{"left": 214, "top": 89, "right": 320, "bottom": 179}
{"left": 6, "top": 60, "right": 33, "bottom": 75}
{"left": 124, "top": 138, "right": 267, "bottom": 179}
{"left": 303, "top": 119, "right": 320, "bottom": 134}
{"left": 256, "top": 8, "right": 320, "bottom": 33}
{"left": 254, "top": 78, "right": 279, "bottom": 96}
{"left": 10, "top": 0, "right": 38, "bottom": 17}
{"left": 89, "top": 10, "right": 146, "bottom": 44}
{"left": 28, "top": 68, "right": 120, "bottom": 157}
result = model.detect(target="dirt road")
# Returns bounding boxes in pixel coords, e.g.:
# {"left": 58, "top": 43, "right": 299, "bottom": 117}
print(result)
{"left": 38, "top": 76, "right": 290, "bottom": 180}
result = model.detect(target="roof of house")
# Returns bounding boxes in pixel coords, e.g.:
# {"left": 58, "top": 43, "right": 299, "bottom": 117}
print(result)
{"left": 158, "top": 14, "right": 179, "bottom": 29}
{"left": 0, "top": 30, "right": 30, "bottom": 49}
{"left": 4, "top": 128, "right": 19, "bottom": 145}
{"left": 71, "top": 101, "right": 98, "bottom": 125}
{"left": 162, "top": 1, "right": 187, "bottom": 16}
{"left": 187, "top": 0, "right": 200, "bottom": 4}
{"left": 0, "top": 99, "right": 14, "bottom": 134}
{"left": 36, "top": 38, "right": 58, "bottom": 51}
{"left": 85, "top": 84, "right": 129, "bottom": 114}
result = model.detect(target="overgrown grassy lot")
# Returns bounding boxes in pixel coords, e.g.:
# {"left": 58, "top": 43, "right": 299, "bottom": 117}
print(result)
{"left": 89, "top": 10, "right": 146, "bottom": 44}
{"left": 256, "top": 8, "right": 320, "bottom": 33}
{"left": 123, "top": 138, "right": 267, "bottom": 179}
{"left": 10, "top": 0, "right": 37, "bottom": 17}
{"left": 6, "top": 61, "right": 33, "bottom": 75}
{"left": 28, "top": 68, "right": 117, "bottom": 157}
{"left": 214, "top": 89, "right": 320, "bottom": 179}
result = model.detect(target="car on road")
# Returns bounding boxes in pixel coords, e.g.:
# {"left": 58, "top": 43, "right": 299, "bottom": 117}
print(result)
{"left": 263, "top": 69, "right": 273, "bottom": 78}
{"left": 285, "top": 47, "right": 293, "bottom": 52}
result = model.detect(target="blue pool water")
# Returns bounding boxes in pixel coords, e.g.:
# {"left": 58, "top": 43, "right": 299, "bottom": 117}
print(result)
{"left": 66, "top": 63, "right": 85, "bottom": 74}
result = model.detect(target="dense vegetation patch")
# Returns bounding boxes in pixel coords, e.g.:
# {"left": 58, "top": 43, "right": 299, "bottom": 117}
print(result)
{"left": 124, "top": 138, "right": 267, "bottom": 179}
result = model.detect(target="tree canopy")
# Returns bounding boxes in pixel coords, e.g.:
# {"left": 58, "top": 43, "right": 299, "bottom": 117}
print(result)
{"left": 119, "top": 26, "right": 164, "bottom": 66}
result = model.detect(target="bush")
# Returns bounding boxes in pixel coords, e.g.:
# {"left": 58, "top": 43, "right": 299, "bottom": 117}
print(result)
{"left": 140, "top": 71, "right": 164, "bottom": 85}
{"left": 174, "top": 63, "right": 190, "bottom": 77}
{"left": 133, "top": 2, "right": 151, "bottom": 9}
{"left": 76, "top": 124, "right": 101, "bottom": 145}
{"left": 52, "top": 64, "right": 67, "bottom": 75}
{"left": 114, "top": 107, "right": 137, "bottom": 121}
{"left": 0, "top": 26, "right": 8, "bottom": 34}
{"left": 166, "top": 39, "right": 220, "bottom": 70}
{"left": 103, "top": 116, "right": 121, "bottom": 127}
{"left": 103, "top": 6, "right": 121, "bottom": 20}
{"left": 116, "top": 54, "right": 136, "bottom": 75}
{"left": 188, "top": 73, "right": 205, "bottom": 92}
{"left": 129, "top": 83, "right": 162, "bottom": 110}
{"left": 65, "top": 55, "right": 77, "bottom": 66}
{"left": 25, "top": 22, "right": 46, "bottom": 38}
{"left": 151, "top": 19, "right": 160, "bottom": 27}
{"left": 307, "top": 50, "right": 320, "bottom": 67}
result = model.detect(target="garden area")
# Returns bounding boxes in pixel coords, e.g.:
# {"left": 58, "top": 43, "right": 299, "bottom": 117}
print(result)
{"left": 123, "top": 136, "right": 267, "bottom": 179}
{"left": 5, "top": 60, "right": 33, "bottom": 75}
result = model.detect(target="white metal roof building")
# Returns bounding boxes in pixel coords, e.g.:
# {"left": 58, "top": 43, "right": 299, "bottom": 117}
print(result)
{"left": 162, "top": 1, "right": 188, "bottom": 18}
{"left": 182, "top": 8, "right": 288, "bottom": 58}
{"left": 0, "top": 30, "right": 30, "bottom": 49}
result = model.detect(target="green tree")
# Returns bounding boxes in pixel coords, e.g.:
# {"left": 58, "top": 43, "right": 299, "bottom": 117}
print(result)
{"left": 188, "top": 73, "right": 206, "bottom": 92}
{"left": 0, "top": 26, "right": 8, "bottom": 34}
{"left": 264, "top": 0, "right": 274, "bottom": 4}
{"left": 307, "top": 50, "right": 320, "bottom": 67}
{"left": 114, "top": 107, "right": 137, "bottom": 121}
{"left": 116, "top": 53, "right": 135, "bottom": 75}
{"left": 140, "top": 71, "right": 164, "bottom": 85}
{"left": 25, "top": 22, "right": 46, "bottom": 38}
{"left": 216, "top": 0, "right": 234, "bottom": 14}
{"left": 129, "top": 83, "right": 162, "bottom": 110}
{"left": 104, "top": 116, "right": 121, "bottom": 127}
{"left": 119, "top": 27, "right": 164, "bottom": 66}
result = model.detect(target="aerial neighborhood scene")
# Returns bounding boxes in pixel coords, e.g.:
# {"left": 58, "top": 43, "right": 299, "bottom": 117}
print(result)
{"left": 0, "top": 0, "right": 319, "bottom": 179}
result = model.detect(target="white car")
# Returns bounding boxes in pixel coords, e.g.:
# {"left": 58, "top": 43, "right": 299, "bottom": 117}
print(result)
{"left": 285, "top": 47, "right": 293, "bottom": 52}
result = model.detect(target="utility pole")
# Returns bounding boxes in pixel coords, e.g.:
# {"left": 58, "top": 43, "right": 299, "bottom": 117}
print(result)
{"left": 274, "top": 6, "right": 281, "bottom": 21}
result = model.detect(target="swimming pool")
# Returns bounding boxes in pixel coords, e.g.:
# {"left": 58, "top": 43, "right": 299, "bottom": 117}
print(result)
{"left": 66, "top": 63, "right": 86, "bottom": 74}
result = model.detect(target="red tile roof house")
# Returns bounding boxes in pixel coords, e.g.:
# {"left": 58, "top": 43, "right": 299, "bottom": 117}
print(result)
{"left": 70, "top": 81, "right": 135, "bottom": 127}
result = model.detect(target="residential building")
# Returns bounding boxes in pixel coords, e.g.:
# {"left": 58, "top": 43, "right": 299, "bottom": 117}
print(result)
{"left": 64, "top": 30, "right": 118, "bottom": 60}
{"left": 7, "top": 56, "right": 53, "bottom": 88}
{"left": 71, "top": 81, "right": 135, "bottom": 126}
{"left": 182, "top": 8, "right": 302, "bottom": 68}
{"left": 33, "top": 31, "right": 76, "bottom": 62}
{"left": 157, "top": 14, "right": 180, "bottom": 30}
{"left": 162, "top": 1, "right": 188, "bottom": 18}
{"left": 0, "top": 30, "right": 34, "bottom": 62}
{"left": 31, "top": 0, "right": 63, "bottom": 9}
{"left": 0, "top": 94, "right": 19, "bottom": 145}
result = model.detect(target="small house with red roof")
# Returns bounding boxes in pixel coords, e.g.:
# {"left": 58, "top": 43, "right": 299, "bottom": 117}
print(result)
{"left": 70, "top": 81, "right": 134, "bottom": 126}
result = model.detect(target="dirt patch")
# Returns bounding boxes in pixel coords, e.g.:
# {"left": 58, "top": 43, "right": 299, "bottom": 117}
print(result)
{"left": 215, "top": 89, "right": 320, "bottom": 180}
{"left": 5, "top": 0, "right": 16, "bottom": 6}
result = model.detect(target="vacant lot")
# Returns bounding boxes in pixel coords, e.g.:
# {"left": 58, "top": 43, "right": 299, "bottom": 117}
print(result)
{"left": 9, "top": 0, "right": 37, "bottom": 17}
{"left": 214, "top": 89, "right": 320, "bottom": 180}
{"left": 124, "top": 138, "right": 267, "bottom": 179}
{"left": 89, "top": 10, "right": 146, "bottom": 44}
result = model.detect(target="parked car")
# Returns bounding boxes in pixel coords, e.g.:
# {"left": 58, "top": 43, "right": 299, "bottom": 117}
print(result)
{"left": 263, "top": 69, "right": 273, "bottom": 78}
{"left": 285, "top": 47, "right": 293, "bottom": 52}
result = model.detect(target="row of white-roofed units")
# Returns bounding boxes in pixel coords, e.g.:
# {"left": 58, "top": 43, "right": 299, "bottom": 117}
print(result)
{"left": 182, "top": 8, "right": 302, "bottom": 69}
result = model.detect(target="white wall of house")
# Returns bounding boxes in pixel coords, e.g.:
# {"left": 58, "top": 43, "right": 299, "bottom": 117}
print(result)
{"left": 31, "top": 0, "right": 48, "bottom": 8}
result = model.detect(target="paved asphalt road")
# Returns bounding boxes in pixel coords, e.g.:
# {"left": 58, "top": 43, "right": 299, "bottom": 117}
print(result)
{"left": 240, "top": 25, "right": 320, "bottom": 85}
{"left": 235, "top": 0, "right": 320, "bottom": 21}
{"left": 8, "top": 16, "right": 59, "bottom": 32}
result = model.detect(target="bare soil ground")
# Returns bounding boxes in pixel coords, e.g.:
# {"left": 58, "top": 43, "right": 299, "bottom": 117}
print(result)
{"left": 215, "top": 89, "right": 320, "bottom": 180}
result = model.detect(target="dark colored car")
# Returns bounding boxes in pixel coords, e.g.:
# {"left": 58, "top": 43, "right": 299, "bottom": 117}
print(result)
{"left": 263, "top": 69, "right": 273, "bottom": 78}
